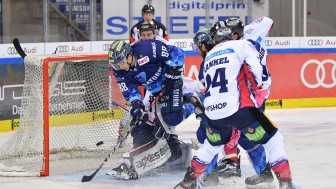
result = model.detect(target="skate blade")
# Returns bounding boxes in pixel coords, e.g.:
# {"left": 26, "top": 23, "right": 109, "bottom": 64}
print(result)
{"left": 218, "top": 176, "right": 241, "bottom": 186}
{"left": 106, "top": 171, "right": 130, "bottom": 180}
{"left": 246, "top": 182, "right": 276, "bottom": 189}
{"left": 173, "top": 182, "right": 189, "bottom": 189}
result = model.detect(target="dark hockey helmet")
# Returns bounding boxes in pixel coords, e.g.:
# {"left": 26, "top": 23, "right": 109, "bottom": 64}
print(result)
{"left": 108, "top": 40, "right": 133, "bottom": 70}
{"left": 224, "top": 17, "right": 244, "bottom": 39}
{"left": 141, "top": 4, "right": 155, "bottom": 15}
{"left": 193, "top": 27, "right": 215, "bottom": 50}
{"left": 209, "top": 21, "right": 226, "bottom": 34}
{"left": 211, "top": 26, "right": 233, "bottom": 44}
{"left": 139, "top": 21, "right": 157, "bottom": 32}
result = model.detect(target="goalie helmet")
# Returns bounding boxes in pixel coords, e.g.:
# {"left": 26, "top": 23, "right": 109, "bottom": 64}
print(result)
{"left": 211, "top": 26, "right": 233, "bottom": 44}
{"left": 108, "top": 40, "right": 133, "bottom": 70}
{"left": 224, "top": 17, "right": 244, "bottom": 39}
{"left": 193, "top": 27, "right": 214, "bottom": 51}
{"left": 142, "top": 4, "right": 155, "bottom": 15}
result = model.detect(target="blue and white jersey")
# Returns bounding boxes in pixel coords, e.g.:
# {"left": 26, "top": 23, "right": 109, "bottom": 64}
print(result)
{"left": 113, "top": 39, "right": 184, "bottom": 103}
{"left": 244, "top": 16, "right": 273, "bottom": 97}
{"left": 198, "top": 60, "right": 205, "bottom": 86}
{"left": 203, "top": 40, "right": 262, "bottom": 119}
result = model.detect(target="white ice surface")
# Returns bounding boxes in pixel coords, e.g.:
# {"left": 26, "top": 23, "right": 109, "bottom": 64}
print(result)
{"left": 0, "top": 107, "right": 336, "bottom": 189}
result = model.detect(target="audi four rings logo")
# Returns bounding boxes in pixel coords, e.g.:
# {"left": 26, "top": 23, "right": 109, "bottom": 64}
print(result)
{"left": 308, "top": 39, "right": 323, "bottom": 46}
{"left": 7, "top": 47, "right": 18, "bottom": 55}
{"left": 300, "top": 59, "right": 336, "bottom": 88}
{"left": 55, "top": 45, "right": 69, "bottom": 53}
{"left": 265, "top": 40, "right": 272, "bottom": 46}
{"left": 103, "top": 44, "right": 111, "bottom": 51}
{"left": 174, "top": 42, "right": 188, "bottom": 48}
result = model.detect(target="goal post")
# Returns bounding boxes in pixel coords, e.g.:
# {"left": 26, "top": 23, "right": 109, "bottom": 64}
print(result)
{"left": 0, "top": 53, "right": 131, "bottom": 176}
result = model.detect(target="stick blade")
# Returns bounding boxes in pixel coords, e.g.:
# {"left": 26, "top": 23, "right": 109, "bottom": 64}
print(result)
{"left": 81, "top": 175, "right": 94, "bottom": 182}
{"left": 12, "top": 38, "right": 27, "bottom": 58}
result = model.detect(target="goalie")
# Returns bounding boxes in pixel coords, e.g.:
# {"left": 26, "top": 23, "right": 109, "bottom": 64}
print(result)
{"left": 106, "top": 39, "right": 201, "bottom": 179}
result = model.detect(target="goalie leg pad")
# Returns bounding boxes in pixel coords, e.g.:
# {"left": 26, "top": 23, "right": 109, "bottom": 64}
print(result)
{"left": 131, "top": 122, "right": 155, "bottom": 148}
{"left": 166, "top": 134, "right": 182, "bottom": 163}
{"left": 131, "top": 138, "right": 172, "bottom": 175}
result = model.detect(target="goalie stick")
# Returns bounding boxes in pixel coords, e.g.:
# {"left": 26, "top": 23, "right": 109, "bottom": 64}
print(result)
{"left": 81, "top": 90, "right": 164, "bottom": 182}
{"left": 81, "top": 123, "right": 135, "bottom": 182}
{"left": 13, "top": 38, "right": 27, "bottom": 58}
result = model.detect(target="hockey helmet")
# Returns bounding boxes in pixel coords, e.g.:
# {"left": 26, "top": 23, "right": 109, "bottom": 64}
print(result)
{"left": 141, "top": 4, "right": 155, "bottom": 15}
{"left": 193, "top": 27, "right": 215, "bottom": 51}
{"left": 108, "top": 40, "right": 133, "bottom": 70}
{"left": 211, "top": 26, "right": 233, "bottom": 44}
{"left": 139, "top": 21, "right": 157, "bottom": 32}
{"left": 224, "top": 17, "right": 244, "bottom": 39}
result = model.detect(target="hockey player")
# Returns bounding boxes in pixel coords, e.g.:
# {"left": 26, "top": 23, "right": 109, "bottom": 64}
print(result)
{"left": 176, "top": 26, "right": 298, "bottom": 189}
{"left": 130, "top": 4, "right": 168, "bottom": 43}
{"left": 107, "top": 39, "right": 195, "bottom": 180}
{"left": 211, "top": 17, "right": 275, "bottom": 188}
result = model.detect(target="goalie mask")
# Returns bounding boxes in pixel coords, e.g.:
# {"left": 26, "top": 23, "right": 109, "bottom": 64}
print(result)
{"left": 108, "top": 40, "right": 133, "bottom": 70}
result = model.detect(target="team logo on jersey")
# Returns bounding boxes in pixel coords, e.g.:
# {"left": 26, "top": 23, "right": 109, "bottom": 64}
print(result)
{"left": 247, "top": 127, "right": 255, "bottom": 133}
{"left": 138, "top": 56, "right": 150, "bottom": 65}
{"left": 255, "top": 17, "right": 264, "bottom": 23}
{"left": 245, "top": 28, "right": 254, "bottom": 34}
{"left": 207, "top": 127, "right": 213, "bottom": 134}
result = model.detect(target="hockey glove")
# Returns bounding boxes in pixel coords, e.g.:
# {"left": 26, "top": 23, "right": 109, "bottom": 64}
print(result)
{"left": 162, "top": 67, "right": 183, "bottom": 92}
{"left": 254, "top": 88, "right": 269, "bottom": 108}
{"left": 130, "top": 100, "right": 148, "bottom": 127}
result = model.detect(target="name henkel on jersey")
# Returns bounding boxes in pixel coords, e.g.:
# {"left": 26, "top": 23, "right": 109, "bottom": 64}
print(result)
{"left": 204, "top": 56, "right": 229, "bottom": 73}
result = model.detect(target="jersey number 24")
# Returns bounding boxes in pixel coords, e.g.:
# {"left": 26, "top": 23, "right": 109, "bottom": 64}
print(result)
{"left": 205, "top": 67, "right": 228, "bottom": 97}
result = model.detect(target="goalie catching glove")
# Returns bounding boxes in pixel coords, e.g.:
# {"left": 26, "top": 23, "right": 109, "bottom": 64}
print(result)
{"left": 130, "top": 100, "right": 149, "bottom": 126}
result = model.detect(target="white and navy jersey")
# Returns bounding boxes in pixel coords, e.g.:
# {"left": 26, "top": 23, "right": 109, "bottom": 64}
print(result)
{"left": 203, "top": 40, "right": 262, "bottom": 120}
{"left": 130, "top": 20, "right": 169, "bottom": 43}
{"left": 113, "top": 39, "right": 184, "bottom": 103}
{"left": 244, "top": 16, "right": 273, "bottom": 97}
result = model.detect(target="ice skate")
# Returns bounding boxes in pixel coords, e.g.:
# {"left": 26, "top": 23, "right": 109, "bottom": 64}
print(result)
{"left": 275, "top": 173, "right": 300, "bottom": 189}
{"left": 174, "top": 166, "right": 198, "bottom": 189}
{"left": 245, "top": 164, "right": 275, "bottom": 189}
{"left": 106, "top": 163, "right": 138, "bottom": 180}
{"left": 196, "top": 170, "right": 220, "bottom": 188}
{"left": 217, "top": 157, "right": 242, "bottom": 178}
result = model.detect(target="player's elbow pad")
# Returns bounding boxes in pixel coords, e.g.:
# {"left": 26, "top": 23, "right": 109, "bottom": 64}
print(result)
{"left": 166, "top": 46, "right": 185, "bottom": 67}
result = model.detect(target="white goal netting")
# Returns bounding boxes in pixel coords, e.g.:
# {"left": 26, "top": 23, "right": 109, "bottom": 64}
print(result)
{"left": 0, "top": 54, "right": 132, "bottom": 176}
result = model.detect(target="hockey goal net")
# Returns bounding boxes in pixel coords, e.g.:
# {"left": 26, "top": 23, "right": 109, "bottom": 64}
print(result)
{"left": 0, "top": 53, "right": 131, "bottom": 176}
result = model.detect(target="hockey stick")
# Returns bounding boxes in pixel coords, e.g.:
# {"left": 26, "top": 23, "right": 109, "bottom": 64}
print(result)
{"left": 111, "top": 101, "right": 129, "bottom": 111}
{"left": 81, "top": 91, "right": 164, "bottom": 182}
{"left": 13, "top": 38, "right": 27, "bottom": 58}
{"left": 81, "top": 124, "right": 135, "bottom": 182}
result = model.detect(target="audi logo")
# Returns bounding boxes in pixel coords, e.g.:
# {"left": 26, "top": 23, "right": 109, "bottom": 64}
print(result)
{"left": 300, "top": 59, "right": 336, "bottom": 88}
{"left": 265, "top": 40, "right": 272, "bottom": 46}
{"left": 174, "top": 42, "right": 188, "bottom": 48}
{"left": 7, "top": 47, "right": 18, "bottom": 55}
{"left": 103, "top": 44, "right": 111, "bottom": 51}
{"left": 55, "top": 45, "right": 70, "bottom": 53}
{"left": 308, "top": 39, "right": 323, "bottom": 46}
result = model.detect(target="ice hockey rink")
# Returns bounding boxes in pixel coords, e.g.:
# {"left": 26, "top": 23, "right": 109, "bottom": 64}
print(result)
{"left": 0, "top": 107, "right": 335, "bottom": 189}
